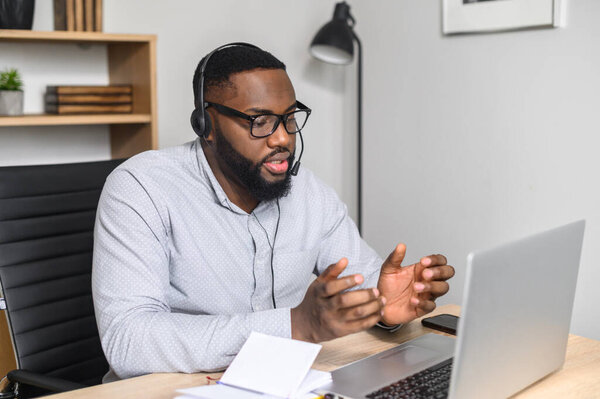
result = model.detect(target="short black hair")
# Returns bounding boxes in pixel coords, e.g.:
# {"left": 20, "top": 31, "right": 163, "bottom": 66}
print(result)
{"left": 192, "top": 45, "right": 286, "bottom": 108}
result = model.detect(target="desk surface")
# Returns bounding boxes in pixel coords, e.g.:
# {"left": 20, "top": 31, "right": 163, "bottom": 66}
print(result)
{"left": 46, "top": 304, "right": 600, "bottom": 399}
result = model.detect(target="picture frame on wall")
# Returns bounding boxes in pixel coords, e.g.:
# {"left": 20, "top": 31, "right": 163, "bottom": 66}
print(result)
{"left": 442, "top": 0, "right": 564, "bottom": 35}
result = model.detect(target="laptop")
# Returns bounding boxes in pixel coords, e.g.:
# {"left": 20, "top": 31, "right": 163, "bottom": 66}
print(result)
{"left": 317, "top": 220, "right": 585, "bottom": 399}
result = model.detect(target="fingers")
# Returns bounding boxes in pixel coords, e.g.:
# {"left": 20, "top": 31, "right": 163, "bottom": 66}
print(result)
{"left": 337, "top": 288, "right": 381, "bottom": 308}
{"left": 318, "top": 258, "right": 349, "bottom": 282}
{"left": 340, "top": 295, "right": 386, "bottom": 321}
{"left": 321, "top": 273, "right": 363, "bottom": 297}
{"left": 342, "top": 312, "right": 383, "bottom": 335}
{"left": 410, "top": 296, "right": 437, "bottom": 313}
{"left": 383, "top": 243, "right": 407, "bottom": 270}
{"left": 422, "top": 265, "right": 455, "bottom": 281}
{"left": 414, "top": 281, "right": 450, "bottom": 298}
{"left": 421, "top": 254, "right": 448, "bottom": 267}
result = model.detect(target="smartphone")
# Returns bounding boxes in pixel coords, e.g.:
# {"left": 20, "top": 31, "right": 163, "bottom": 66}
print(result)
{"left": 421, "top": 313, "right": 459, "bottom": 335}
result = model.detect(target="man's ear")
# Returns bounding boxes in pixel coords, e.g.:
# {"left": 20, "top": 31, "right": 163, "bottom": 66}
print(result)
{"left": 203, "top": 111, "right": 215, "bottom": 143}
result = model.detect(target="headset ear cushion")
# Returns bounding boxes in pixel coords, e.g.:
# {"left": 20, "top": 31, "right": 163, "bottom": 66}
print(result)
{"left": 190, "top": 108, "right": 205, "bottom": 137}
{"left": 190, "top": 108, "right": 213, "bottom": 138}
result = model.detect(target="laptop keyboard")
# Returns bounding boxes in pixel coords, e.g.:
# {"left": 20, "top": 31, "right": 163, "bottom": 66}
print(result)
{"left": 365, "top": 358, "right": 453, "bottom": 399}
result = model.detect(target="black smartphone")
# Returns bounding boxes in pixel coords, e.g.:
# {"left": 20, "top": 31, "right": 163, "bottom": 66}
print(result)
{"left": 421, "top": 314, "right": 459, "bottom": 335}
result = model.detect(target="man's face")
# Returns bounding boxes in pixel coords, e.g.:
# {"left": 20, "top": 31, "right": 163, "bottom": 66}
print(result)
{"left": 212, "top": 117, "right": 295, "bottom": 201}
{"left": 206, "top": 69, "right": 297, "bottom": 201}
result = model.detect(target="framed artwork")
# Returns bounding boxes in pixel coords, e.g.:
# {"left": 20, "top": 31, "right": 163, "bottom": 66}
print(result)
{"left": 442, "top": 0, "right": 564, "bottom": 35}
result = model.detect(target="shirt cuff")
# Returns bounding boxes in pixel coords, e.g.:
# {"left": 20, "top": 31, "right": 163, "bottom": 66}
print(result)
{"left": 376, "top": 321, "right": 404, "bottom": 333}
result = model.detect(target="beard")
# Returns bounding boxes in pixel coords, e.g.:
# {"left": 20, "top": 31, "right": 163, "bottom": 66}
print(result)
{"left": 213, "top": 122, "right": 294, "bottom": 202}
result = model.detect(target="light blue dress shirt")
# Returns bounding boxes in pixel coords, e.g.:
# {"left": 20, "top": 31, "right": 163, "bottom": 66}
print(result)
{"left": 92, "top": 139, "right": 385, "bottom": 381}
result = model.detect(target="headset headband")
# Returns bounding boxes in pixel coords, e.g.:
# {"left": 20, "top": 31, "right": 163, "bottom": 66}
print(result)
{"left": 196, "top": 42, "right": 262, "bottom": 110}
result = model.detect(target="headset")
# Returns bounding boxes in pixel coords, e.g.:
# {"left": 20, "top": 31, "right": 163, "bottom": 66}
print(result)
{"left": 190, "top": 42, "right": 304, "bottom": 176}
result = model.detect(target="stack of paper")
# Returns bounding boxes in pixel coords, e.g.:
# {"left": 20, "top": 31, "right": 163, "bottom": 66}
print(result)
{"left": 175, "top": 332, "right": 332, "bottom": 399}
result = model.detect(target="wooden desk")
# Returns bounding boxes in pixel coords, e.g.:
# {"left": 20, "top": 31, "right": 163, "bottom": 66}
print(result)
{"left": 45, "top": 304, "right": 600, "bottom": 399}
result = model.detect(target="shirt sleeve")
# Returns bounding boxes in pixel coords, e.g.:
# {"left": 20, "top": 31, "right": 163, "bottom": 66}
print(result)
{"left": 92, "top": 169, "right": 291, "bottom": 379}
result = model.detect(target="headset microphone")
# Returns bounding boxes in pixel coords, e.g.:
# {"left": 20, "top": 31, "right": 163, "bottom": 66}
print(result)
{"left": 290, "top": 131, "right": 304, "bottom": 176}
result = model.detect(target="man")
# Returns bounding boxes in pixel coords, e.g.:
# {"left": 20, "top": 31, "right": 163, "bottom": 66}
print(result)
{"left": 92, "top": 44, "right": 454, "bottom": 382}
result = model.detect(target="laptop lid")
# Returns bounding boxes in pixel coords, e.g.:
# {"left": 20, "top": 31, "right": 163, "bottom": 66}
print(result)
{"left": 448, "top": 220, "right": 585, "bottom": 399}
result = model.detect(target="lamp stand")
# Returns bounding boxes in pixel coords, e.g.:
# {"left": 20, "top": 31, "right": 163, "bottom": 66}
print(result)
{"left": 353, "top": 32, "right": 363, "bottom": 235}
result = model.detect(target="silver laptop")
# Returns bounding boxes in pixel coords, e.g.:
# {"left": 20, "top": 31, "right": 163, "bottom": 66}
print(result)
{"left": 318, "top": 220, "right": 585, "bottom": 399}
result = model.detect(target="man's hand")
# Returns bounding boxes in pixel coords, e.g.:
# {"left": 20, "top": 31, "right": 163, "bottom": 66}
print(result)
{"left": 291, "top": 258, "right": 386, "bottom": 343}
{"left": 378, "top": 244, "right": 455, "bottom": 325}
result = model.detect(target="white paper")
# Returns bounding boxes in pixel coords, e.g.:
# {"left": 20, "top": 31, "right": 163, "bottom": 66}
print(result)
{"left": 298, "top": 369, "right": 332, "bottom": 393}
{"left": 220, "top": 331, "right": 323, "bottom": 398}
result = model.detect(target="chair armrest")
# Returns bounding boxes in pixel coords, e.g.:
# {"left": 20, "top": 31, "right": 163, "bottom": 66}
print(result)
{"left": 7, "top": 369, "right": 86, "bottom": 393}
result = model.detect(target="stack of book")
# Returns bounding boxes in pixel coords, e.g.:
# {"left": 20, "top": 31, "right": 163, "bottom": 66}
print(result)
{"left": 44, "top": 85, "right": 133, "bottom": 114}
{"left": 54, "top": 0, "right": 103, "bottom": 32}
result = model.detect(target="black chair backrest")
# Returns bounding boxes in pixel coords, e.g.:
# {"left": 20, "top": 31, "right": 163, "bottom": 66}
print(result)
{"left": 0, "top": 159, "right": 124, "bottom": 386}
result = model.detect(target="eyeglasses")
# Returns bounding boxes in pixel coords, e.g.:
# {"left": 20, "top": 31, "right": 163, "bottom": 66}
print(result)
{"left": 205, "top": 101, "right": 312, "bottom": 138}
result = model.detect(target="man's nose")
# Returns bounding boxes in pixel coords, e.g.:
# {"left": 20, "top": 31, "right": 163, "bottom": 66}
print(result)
{"left": 266, "top": 120, "right": 291, "bottom": 148}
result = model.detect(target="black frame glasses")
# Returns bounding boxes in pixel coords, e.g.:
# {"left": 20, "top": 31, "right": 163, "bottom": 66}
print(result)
{"left": 205, "top": 101, "right": 312, "bottom": 138}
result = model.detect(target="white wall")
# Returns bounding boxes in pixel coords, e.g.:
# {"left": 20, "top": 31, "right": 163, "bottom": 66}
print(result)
{"left": 0, "top": 0, "right": 358, "bottom": 221}
{"left": 355, "top": 0, "right": 600, "bottom": 340}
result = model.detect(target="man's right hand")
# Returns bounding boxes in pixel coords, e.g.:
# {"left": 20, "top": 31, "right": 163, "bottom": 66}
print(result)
{"left": 291, "top": 258, "right": 386, "bottom": 343}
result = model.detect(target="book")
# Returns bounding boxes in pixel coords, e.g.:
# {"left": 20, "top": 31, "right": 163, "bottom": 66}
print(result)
{"left": 46, "top": 85, "right": 133, "bottom": 95}
{"left": 53, "top": 0, "right": 66, "bottom": 30}
{"left": 66, "top": 0, "right": 75, "bottom": 31}
{"left": 45, "top": 103, "right": 133, "bottom": 114}
{"left": 177, "top": 332, "right": 331, "bottom": 399}
{"left": 220, "top": 332, "right": 327, "bottom": 398}
{"left": 45, "top": 93, "right": 133, "bottom": 104}
{"left": 84, "top": 0, "right": 93, "bottom": 31}
{"left": 95, "top": 0, "right": 102, "bottom": 32}
{"left": 75, "top": 0, "right": 84, "bottom": 31}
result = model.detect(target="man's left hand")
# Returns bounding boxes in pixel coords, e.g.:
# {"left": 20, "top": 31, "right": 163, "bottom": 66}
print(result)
{"left": 377, "top": 243, "right": 455, "bottom": 325}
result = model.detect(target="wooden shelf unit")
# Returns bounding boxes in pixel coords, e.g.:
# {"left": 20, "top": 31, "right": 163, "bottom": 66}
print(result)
{"left": 0, "top": 29, "right": 158, "bottom": 159}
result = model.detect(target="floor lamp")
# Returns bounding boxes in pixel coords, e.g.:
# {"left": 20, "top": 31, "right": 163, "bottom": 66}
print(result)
{"left": 310, "top": 1, "right": 363, "bottom": 235}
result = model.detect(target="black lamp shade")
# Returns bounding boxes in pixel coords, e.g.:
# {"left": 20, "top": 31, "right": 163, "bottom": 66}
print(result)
{"left": 310, "top": 19, "right": 354, "bottom": 65}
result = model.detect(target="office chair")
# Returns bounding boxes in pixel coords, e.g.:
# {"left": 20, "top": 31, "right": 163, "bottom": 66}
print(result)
{"left": 0, "top": 159, "right": 125, "bottom": 398}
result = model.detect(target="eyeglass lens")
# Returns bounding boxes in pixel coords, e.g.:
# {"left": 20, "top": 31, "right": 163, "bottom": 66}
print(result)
{"left": 252, "top": 110, "right": 309, "bottom": 137}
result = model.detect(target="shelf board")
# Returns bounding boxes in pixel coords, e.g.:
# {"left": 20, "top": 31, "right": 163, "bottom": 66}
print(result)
{"left": 0, "top": 29, "right": 155, "bottom": 44}
{"left": 0, "top": 113, "right": 152, "bottom": 127}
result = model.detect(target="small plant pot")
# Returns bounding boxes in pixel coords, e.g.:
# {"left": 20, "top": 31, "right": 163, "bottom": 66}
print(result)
{"left": 0, "top": 90, "right": 24, "bottom": 116}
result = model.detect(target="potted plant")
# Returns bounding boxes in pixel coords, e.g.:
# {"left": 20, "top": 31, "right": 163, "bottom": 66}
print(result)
{"left": 0, "top": 68, "right": 24, "bottom": 116}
